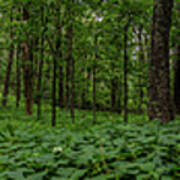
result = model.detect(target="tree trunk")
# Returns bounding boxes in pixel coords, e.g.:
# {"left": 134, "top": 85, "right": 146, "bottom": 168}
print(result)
{"left": 68, "top": 0, "right": 75, "bottom": 121}
{"left": 81, "top": 54, "right": 87, "bottom": 109}
{"left": 117, "top": 75, "right": 122, "bottom": 114}
{"left": 16, "top": 44, "right": 22, "bottom": 107}
{"left": 174, "top": 45, "right": 180, "bottom": 113}
{"left": 148, "top": 0, "right": 174, "bottom": 122}
{"left": 111, "top": 77, "right": 118, "bottom": 112}
{"left": 93, "top": 35, "right": 98, "bottom": 123}
{"left": 174, "top": 4, "right": 180, "bottom": 114}
{"left": 2, "top": 8, "right": 14, "bottom": 107}
{"left": 56, "top": 5, "right": 64, "bottom": 108}
{"left": 65, "top": 52, "right": 70, "bottom": 110}
{"left": 138, "top": 25, "right": 144, "bottom": 113}
{"left": 51, "top": 6, "right": 61, "bottom": 127}
{"left": 123, "top": 23, "right": 129, "bottom": 122}
{"left": 23, "top": 7, "right": 33, "bottom": 115}
{"left": 59, "top": 65, "right": 64, "bottom": 108}
{"left": 52, "top": 54, "right": 57, "bottom": 127}
{"left": 37, "top": 7, "right": 45, "bottom": 120}
{"left": 85, "top": 66, "right": 91, "bottom": 109}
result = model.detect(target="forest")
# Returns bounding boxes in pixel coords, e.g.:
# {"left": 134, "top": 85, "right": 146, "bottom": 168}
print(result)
{"left": 0, "top": 0, "right": 180, "bottom": 179}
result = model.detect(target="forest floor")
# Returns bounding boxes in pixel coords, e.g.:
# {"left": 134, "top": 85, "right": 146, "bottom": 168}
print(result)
{"left": 0, "top": 106, "right": 180, "bottom": 180}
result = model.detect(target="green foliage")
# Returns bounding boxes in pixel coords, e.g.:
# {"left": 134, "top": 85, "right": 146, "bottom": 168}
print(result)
{"left": 0, "top": 108, "right": 180, "bottom": 179}
{"left": 0, "top": 0, "right": 178, "bottom": 178}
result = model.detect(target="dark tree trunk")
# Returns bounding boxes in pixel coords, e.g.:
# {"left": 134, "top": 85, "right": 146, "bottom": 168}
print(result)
{"left": 117, "top": 38, "right": 122, "bottom": 114}
{"left": 52, "top": 54, "right": 57, "bottom": 127}
{"left": 111, "top": 77, "right": 118, "bottom": 112}
{"left": 59, "top": 65, "right": 64, "bottom": 108}
{"left": 34, "top": 37, "right": 39, "bottom": 92}
{"left": 51, "top": 6, "right": 61, "bottom": 127}
{"left": 23, "top": 7, "right": 33, "bottom": 115}
{"left": 80, "top": 54, "right": 87, "bottom": 109}
{"left": 68, "top": 0, "right": 75, "bottom": 121}
{"left": 174, "top": 4, "right": 180, "bottom": 114}
{"left": 45, "top": 55, "right": 51, "bottom": 86}
{"left": 148, "top": 0, "right": 174, "bottom": 122}
{"left": 16, "top": 8, "right": 22, "bottom": 108}
{"left": 123, "top": 23, "right": 129, "bottom": 122}
{"left": 65, "top": 5, "right": 70, "bottom": 110}
{"left": 85, "top": 66, "right": 91, "bottom": 109}
{"left": 56, "top": 5, "right": 64, "bottom": 108}
{"left": 110, "top": 35, "right": 119, "bottom": 112}
{"left": 174, "top": 45, "right": 180, "bottom": 113}
{"left": 93, "top": 35, "right": 98, "bottom": 123}
{"left": 2, "top": 9, "right": 14, "bottom": 107}
{"left": 37, "top": 7, "right": 45, "bottom": 120}
{"left": 117, "top": 77, "right": 122, "bottom": 114}
{"left": 138, "top": 25, "right": 144, "bottom": 113}
{"left": 16, "top": 44, "right": 22, "bottom": 107}
{"left": 65, "top": 53, "right": 70, "bottom": 110}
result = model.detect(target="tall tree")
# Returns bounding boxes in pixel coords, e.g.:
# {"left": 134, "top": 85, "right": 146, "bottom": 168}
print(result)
{"left": 123, "top": 22, "right": 129, "bottom": 122}
{"left": 2, "top": 8, "right": 14, "bottom": 107}
{"left": 52, "top": 47, "right": 57, "bottom": 127}
{"left": 68, "top": 0, "right": 75, "bottom": 121}
{"left": 23, "top": 7, "right": 34, "bottom": 115}
{"left": 16, "top": 44, "right": 22, "bottom": 108}
{"left": 138, "top": 25, "right": 145, "bottom": 113}
{"left": 37, "top": 6, "right": 45, "bottom": 120}
{"left": 148, "top": 0, "right": 174, "bottom": 122}
{"left": 16, "top": 8, "right": 22, "bottom": 108}
{"left": 174, "top": 3, "right": 180, "bottom": 114}
{"left": 93, "top": 35, "right": 98, "bottom": 123}
{"left": 174, "top": 45, "right": 180, "bottom": 114}
{"left": 56, "top": 3, "right": 64, "bottom": 108}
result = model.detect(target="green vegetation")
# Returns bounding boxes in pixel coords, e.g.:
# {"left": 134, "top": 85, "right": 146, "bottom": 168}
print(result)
{"left": 0, "top": 0, "right": 180, "bottom": 179}
{"left": 0, "top": 107, "right": 180, "bottom": 179}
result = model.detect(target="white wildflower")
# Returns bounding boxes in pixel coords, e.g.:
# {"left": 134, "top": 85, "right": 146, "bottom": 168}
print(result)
{"left": 53, "top": 146, "right": 63, "bottom": 153}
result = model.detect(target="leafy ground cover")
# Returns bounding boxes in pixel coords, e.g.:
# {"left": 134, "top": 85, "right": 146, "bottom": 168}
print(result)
{"left": 0, "top": 107, "right": 180, "bottom": 180}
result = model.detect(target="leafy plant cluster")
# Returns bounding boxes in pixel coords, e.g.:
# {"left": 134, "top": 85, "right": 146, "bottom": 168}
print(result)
{"left": 0, "top": 112, "right": 180, "bottom": 180}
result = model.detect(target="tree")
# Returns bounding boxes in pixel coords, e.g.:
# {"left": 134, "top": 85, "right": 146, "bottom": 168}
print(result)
{"left": 23, "top": 7, "right": 34, "bottom": 115}
{"left": 123, "top": 21, "right": 130, "bottom": 122}
{"left": 68, "top": 0, "right": 75, "bottom": 121}
{"left": 174, "top": 2, "right": 180, "bottom": 114}
{"left": 2, "top": 8, "right": 14, "bottom": 107}
{"left": 93, "top": 34, "right": 98, "bottom": 123}
{"left": 174, "top": 45, "right": 180, "bottom": 114}
{"left": 137, "top": 25, "right": 145, "bottom": 113}
{"left": 37, "top": 6, "right": 45, "bottom": 120}
{"left": 148, "top": 0, "right": 174, "bottom": 122}
{"left": 16, "top": 44, "right": 22, "bottom": 108}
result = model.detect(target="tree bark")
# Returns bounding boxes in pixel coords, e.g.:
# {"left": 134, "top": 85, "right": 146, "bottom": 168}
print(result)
{"left": 138, "top": 25, "right": 144, "bottom": 113}
{"left": 16, "top": 44, "right": 22, "bottom": 107}
{"left": 68, "top": 0, "right": 75, "bottom": 121}
{"left": 148, "top": 0, "right": 174, "bottom": 122}
{"left": 2, "top": 8, "right": 14, "bottom": 107}
{"left": 174, "top": 4, "right": 180, "bottom": 114}
{"left": 56, "top": 5, "right": 64, "bottom": 108}
{"left": 111, "top": 76, "right": 118, "bottom": 112}
{"left": 23, "top": 7, "right": 33, "bottom": 115}
{"left": 52, "top": 54, "right": 57, "bottom": 127}
{"left": 174, "top": 45, "right": 180, "bottom": 113}
{"left": 37, "top": 7, "right": 45, "bottom": 120}
{"left": 123, "top": 23, "right": 129, "bottom": 122}
{"left": 59, "top": 65, "right": 64, "bottom": 108}
{"left": 65, "top": 8, "right": 70, "bottom": 110}
{"left": 93, "top": 35, "right": 98, "bottom": 123}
